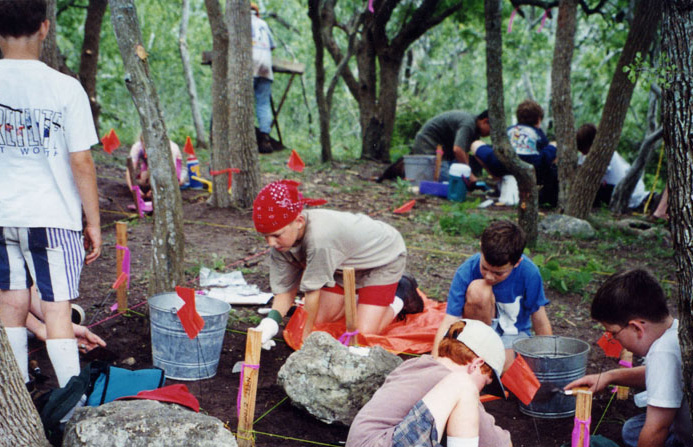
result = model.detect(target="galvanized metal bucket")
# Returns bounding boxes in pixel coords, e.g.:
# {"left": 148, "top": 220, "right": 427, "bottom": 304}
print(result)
{"left": 149, "top": 292, "right": 230, "bottom": 381}
{"left": 513, "top": 336, "right": 591, "bottom": 419}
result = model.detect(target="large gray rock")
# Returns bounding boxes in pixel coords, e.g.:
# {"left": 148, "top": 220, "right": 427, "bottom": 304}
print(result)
{"left": 539, "top": 214, "right": 595, "bottom": 238}
{"left": 278, "top": 331, "right": 402, "bottom": 425}
{"left": 62, "top": 400, "right": 237, "bottom": 447}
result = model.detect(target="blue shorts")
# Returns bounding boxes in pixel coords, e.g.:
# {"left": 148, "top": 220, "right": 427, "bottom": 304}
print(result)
{"left": 473, "top": 144, "right": 508, "bottom": 177}
{"left": 0, "top": 227, "right": 85, "bottom": 301}
{"left": 392, "top": 400, "right": 442, "bottom": 447}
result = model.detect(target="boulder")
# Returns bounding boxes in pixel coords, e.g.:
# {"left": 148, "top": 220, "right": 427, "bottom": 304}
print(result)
{"left": 62, "top": 400, "right": 237, "bottom": 447}
{"left": 277, "top": 331, "right": 402, "bottom": 425}
{"left": 539, "top": 214, "right": 595, "bottom": 238}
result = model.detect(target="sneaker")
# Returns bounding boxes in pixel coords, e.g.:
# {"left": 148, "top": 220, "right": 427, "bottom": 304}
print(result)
{"left": 258, "top": 133, "right": 273, "bottom": 154}
{"left": 395, "top": 274, "right": 424, "bottom": 319}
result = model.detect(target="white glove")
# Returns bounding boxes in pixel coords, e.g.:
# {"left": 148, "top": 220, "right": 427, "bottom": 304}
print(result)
{"left": 255, "top": 317, "right": 279, "bottom": 350}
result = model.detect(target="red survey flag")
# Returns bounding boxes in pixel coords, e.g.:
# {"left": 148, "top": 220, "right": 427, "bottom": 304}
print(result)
{"left": 287, "top": 149, "right": 305, "bottom": 172}
{"left": 393, "top": 199, "right": 416, "bottom": 214}
{"left": 597, "top": 332, "right": 623, "bottom": 358}
{"left": 183, "top": 136, "right": 196, "bottom": 156}
{"left": 501, "top": 354, "right": 541, "bottom": 406}
{"left": 175, "top": 286, "right": 204, "bottom": 340}
{"left": 101, "top": 129, "right": 121, "bottom": 154}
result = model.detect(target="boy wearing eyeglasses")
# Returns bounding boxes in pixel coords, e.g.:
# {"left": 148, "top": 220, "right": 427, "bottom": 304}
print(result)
{"left": 565, "top": 269, "right": 692, "bottom": 447}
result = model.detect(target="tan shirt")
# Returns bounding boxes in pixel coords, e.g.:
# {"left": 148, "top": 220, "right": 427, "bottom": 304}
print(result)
{"left": 269, "top": 209, "right": 406, "bottom": 294}
{"left": 346, "top": 355, "right": 512, "bottom": 447}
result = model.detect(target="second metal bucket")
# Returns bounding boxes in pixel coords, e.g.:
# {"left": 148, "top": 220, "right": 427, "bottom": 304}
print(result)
{"left": 513, "top": 336, "right": 590, "bottom": 419}
{"left": 149, "top": 292, "right": 230, "bottom": 381}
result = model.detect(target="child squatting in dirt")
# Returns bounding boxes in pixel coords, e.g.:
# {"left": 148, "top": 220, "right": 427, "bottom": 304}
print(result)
{"left": 251, "top": 180, "right": 410, "bottom": 349}
{"left": 565, "top": 269, "right": 693, "bottom": 447}
{"left": 432, "top": 220, "right": 552, "bottom": 371}
{"left": 346, "top": 319, "right": 511, "bottom": 447}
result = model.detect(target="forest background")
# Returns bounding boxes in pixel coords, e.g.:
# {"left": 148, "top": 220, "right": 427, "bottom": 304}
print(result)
{"left": 57, "top": 0, "right": 662, "bottom": 186}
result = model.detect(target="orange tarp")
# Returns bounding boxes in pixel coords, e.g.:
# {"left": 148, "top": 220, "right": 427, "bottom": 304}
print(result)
{"left": 283, "top": 293, "right": 447, "bottom": 354}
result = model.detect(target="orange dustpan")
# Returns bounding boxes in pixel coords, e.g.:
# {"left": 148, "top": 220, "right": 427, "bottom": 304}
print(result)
{"left": 597, "top": 332, "right": 623, "bottom": 358}
{"left": 501, "top": 354, "right": 541, "bottom": 405}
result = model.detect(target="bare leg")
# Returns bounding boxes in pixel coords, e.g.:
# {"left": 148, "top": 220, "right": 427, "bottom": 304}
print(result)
{"left": 356, "top": 303, "right": 394, "bottom": 335}
{"left": 40, "top": 300, "right": 74, "bottom": 340}
{"left": 314, "top": 290, "right": 345, "bottom": 324}
{"left": 462, "top": 279, "right": 496, "bottom": 326}
{"left": 0, "top": 289, "right": 31, "bottom": 327}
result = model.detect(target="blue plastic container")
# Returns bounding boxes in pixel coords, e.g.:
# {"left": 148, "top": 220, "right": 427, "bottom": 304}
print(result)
{"left": 149, "top": 292, "right": 230, "bottom": 380}
{"left": 419, "top": 181, "right": 448, "bottom": 198}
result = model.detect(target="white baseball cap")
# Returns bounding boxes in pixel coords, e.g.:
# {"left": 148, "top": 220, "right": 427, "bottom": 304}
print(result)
{"left": 455, "top": 318, "right": 506, "bottom": 398}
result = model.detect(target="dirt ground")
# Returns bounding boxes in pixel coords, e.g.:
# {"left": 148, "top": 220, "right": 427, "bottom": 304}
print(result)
{"left": 28, "top": 154, "right": 659, "bottom": 446}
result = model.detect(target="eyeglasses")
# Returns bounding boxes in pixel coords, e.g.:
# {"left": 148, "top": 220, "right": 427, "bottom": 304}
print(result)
{"left": 605, "top": 325, "right": 628, "bottom": 344}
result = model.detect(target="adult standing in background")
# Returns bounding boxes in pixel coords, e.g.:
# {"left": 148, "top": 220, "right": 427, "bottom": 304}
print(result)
{"left": 251, "top": 2, "right": 275, "bottom": 154}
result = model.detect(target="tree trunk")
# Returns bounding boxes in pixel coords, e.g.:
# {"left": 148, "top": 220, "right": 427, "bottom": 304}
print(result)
{"left": 226, "top": 1, "right": 260, "bottom": 207}
{"left": 610, "top": 126, "right": 662, "bottom": 214}
{"left": 179, "top": 0, "right": 209, "bottom": 150}
{"left": 40, "top": 0, "right": 60, "bottom": 69}
{"left": 79, "top": 0, "right": 108, "bottom": 132}
{"left": 551, "top": 0, "right": 578, "bottom": 211}
{"left": 0, "top": 326, "right": 51, "bottom": 446}
{"left": 565, "top": 0, "right": 662, "bottom": 219}
{"left": 308, "top": 0, "right": 333, "bottom": 162}
{"left": 661, "top": 0, "right": 693, "bottom": 426}
{"left": 109, "top": 0, "right": 185, "bottom": 294}
{"left": 484, "top": 0, "right": 538, "bottom": 246}
{"left": 204, "top": 0, "right": 231, "bottom": 207}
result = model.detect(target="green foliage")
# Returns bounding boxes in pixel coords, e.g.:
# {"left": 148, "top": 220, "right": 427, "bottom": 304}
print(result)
{"left": 623, "top": 52, "right": 674, "bottom": 90}
{"left": 439, "top": 201, "right": 489, "bottom": 237}
{"left": 532, "top": 254, "right": 594, "bottom": 295}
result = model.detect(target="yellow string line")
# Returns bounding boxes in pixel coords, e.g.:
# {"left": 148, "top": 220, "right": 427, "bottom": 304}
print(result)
{"left": 249, "top": 430, "right": 343, "bottom": 447}
{"left": 254, "top": 396, "right": 288, "bottom": 425}
{"left": 643, "top": 142, "right": 665, "bottom": 214}
{"left": 182, "top": 219, "right": 255, "bottom": 233}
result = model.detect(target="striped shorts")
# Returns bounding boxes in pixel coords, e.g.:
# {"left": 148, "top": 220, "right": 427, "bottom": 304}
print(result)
{"left": 0, "top": 227, "right": 85, "bottom": 301}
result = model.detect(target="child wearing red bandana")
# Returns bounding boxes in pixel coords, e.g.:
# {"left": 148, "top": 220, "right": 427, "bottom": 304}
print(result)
{"left": 252, "top": 180, "right": 407, "bottom": 349}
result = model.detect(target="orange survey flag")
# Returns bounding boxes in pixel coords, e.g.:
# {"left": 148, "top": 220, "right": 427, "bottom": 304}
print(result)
{"left": 183, "top": 136, "right": 196, "bottom": 156}
{"left": 101, "top": 129, "right": 121, "bottom": 154}
{"left": 175, "top": 286, "right": 204, "bottom": 340}
{"left": 287, "top": 149, "right": 305, "bottom": 172}
{"left": 393, "top": 200, "right": 416, "bottom": 214}
{"left": 597, "top": 332, "right": 623, "bottom": 358}
{"left": 501, "top": 354, "right": 541, "bottom": 405}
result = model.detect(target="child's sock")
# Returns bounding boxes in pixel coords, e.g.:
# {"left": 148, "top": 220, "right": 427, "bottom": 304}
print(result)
{"left": 5, "top": 327, "right": 29, "bottom": 383}
{"left": 46, "top": 338, "right": 80, "bottom": 387}
{"left": 447, "top": 436, "right": 479, "bottom": 447}
{"left": 390, "top": 296, "right": 404, "bottom": 316}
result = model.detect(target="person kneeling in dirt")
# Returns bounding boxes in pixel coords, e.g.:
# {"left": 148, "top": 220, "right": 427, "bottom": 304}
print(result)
{"left": 346, "top": 319, "right": 511, "bottom": 447}
{"left": 565, "top": 269, "right": 692, "bottom": 447}
{"left": 125, "top": 134, "right": 188, "bottom": 199}
{"left": 432, "top": 220, "right": 552, "bottom": 371}
{"left": 252, "top": 180, "right": 417, "bottom": 349}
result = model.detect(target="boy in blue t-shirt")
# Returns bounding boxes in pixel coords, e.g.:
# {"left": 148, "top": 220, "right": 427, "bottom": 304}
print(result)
{"left": 433, "top": 220, "right": 552, "bottom": 370}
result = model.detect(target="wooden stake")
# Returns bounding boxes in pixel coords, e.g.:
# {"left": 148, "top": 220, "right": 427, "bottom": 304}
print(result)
{"left": 115, "top": 222, "right": 128, "bottom": 312}
{"left": 617, "top": 350, "right": 633, "bottom": 400}
{"left": 343, "top": 267, "right": 358, "bottom": 346}
{"left": 434, "top": 145, "right": 443, "bottom": 181}
{"left": 573, "top": 387, "right": 592, "bottom": 447}
{"left": 237, "top": 328, "right": 262, "bottom": 447}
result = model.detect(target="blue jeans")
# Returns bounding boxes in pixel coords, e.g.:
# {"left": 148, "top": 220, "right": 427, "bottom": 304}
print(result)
{"left": 253, "top": 77, "right": 273, "bottom": 134}
{"left": 622, "top": 413, "right": 683, "bottom": 447}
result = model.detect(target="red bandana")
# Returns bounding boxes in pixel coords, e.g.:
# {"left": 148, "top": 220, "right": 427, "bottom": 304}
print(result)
{"left": 252, "top": 180, "right": 326, "bottom": 233}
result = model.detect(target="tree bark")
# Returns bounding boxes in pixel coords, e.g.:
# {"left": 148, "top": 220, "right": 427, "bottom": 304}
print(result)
{"left": 551, "top": 0, "right": 578, "bottom": 211}
{"left": 225, "top": 1, "right": 260, "bottom": 207}
{"left": 204, "top": 0, "right": 231, "bottom": 207}
{"left": 484, "top": 0, "right": 538, "bottom": 247}
{"left": 0, "top": 326, "right": 51, "bottom": 446}
{"left": 79, "top": 0, "right": 108, "bottom": 132}
{"left": 308, "top": 0, "right": 332, "bottom": 162}
{"left": 661, "top": 0, "right": 693, "bottom": 426}
{"left": 565, "top": 0, "right": 662, "bottom": 219}
{"left": 109, "top": 0, "right": 185, "bottom": 294}
{"left": 179, "top": 0, "right": 209, "bottom": 150}
{"left": 40, "top": 0, "right": 60, "bottom": 69}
